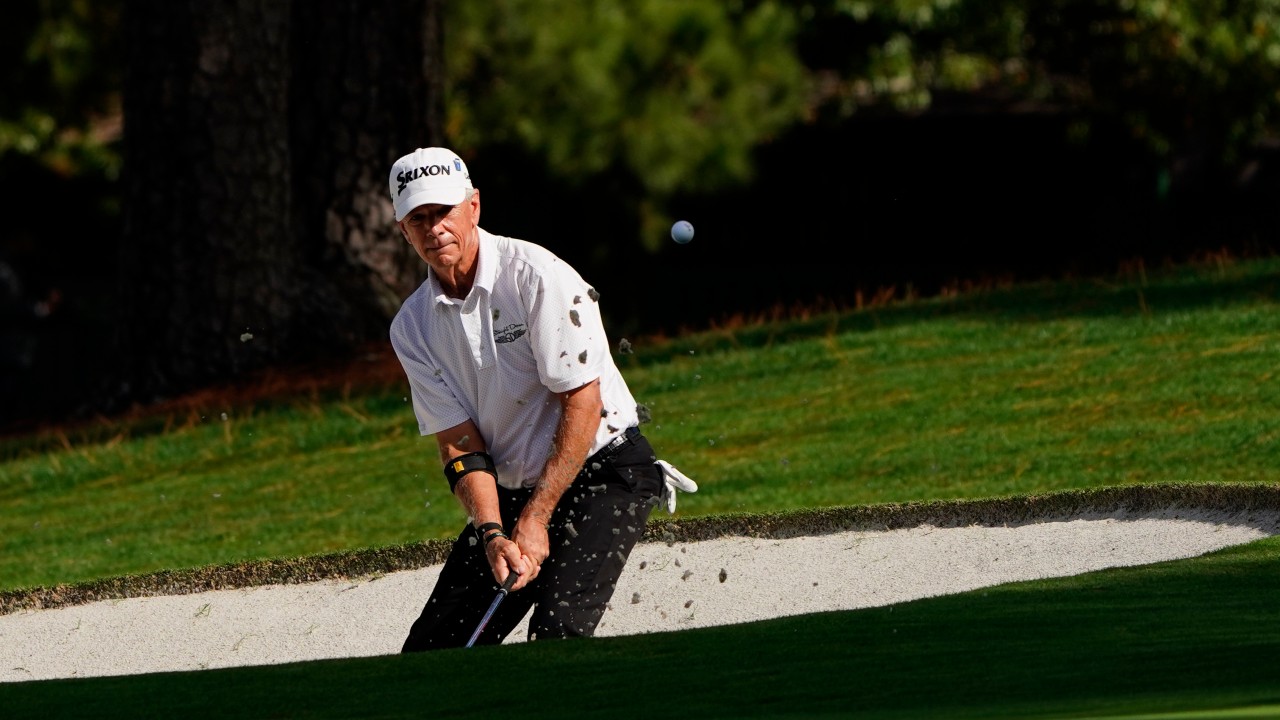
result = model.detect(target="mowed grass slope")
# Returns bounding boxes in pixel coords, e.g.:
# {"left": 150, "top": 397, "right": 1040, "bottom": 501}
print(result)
{"left": 2, "top": 256, "right": 1279, "bottom": 591}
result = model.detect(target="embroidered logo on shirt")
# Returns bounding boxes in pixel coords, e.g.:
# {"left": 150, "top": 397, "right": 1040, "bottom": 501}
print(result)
{"left": 494, "top": 323, "right": 527, "bottom": 343}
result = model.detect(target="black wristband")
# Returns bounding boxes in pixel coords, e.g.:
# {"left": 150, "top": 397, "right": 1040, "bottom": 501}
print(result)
{"left": 444, "top": 452, "right": 496, "bottom": 493}
{"left": 484, "top": 531, "right": 509, "bottom": 547}
{"left": 474, "top": 521, "right": 503, "bottom": 542}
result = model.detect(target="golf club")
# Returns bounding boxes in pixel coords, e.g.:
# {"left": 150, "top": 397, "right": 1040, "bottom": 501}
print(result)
{"left": 464, "top": 571, "right": 518, "bottom": 648}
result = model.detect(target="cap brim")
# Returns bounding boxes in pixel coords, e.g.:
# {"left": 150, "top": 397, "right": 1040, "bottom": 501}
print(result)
{"left": 395, "top": 187, "right": 470, "bottom": 222}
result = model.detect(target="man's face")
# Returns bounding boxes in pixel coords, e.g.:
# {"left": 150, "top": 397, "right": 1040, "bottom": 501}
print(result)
{"left": 399, "top": 189, "right": 481, "bottom": 274}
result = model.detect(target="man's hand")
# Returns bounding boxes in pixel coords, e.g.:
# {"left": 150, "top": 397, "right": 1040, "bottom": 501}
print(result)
{"left": 510, "top": 515, "right": 551, "bottom": 568}
{"left": 486, "top": 532, "right": 539, "bottom": 591}
{"left": 656, "top": 460, "right": 698, "bottom": 513}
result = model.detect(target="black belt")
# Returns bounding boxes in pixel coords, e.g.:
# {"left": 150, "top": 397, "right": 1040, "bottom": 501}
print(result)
{"left": 589, "top": 425, "right": 641, "bottom": 465}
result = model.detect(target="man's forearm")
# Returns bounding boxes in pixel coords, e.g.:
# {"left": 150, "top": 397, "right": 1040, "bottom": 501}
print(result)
{"left": 522, "top": 382, "right": 601, "bottom": 527}
{"left": 455, "top": 472, "right": 503, "bottom": 529}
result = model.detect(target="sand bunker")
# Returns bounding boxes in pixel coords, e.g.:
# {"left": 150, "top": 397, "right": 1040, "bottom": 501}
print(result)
{"left": 3, "top": 506, "right": 1276, "bottom": 683}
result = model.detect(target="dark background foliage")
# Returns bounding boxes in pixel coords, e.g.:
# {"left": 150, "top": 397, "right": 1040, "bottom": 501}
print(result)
{"left": 2, "top": 0, "right": 1278, "bottom": 429}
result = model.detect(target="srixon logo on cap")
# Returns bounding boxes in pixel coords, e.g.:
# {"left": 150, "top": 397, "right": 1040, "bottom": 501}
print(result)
{"left": 396, "top": 161, "right": 462, "bottom": 195}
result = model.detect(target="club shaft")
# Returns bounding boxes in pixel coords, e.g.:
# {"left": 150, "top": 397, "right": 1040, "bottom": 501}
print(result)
{"left": 464, "top": 573, "right": 518, "bottom": 648}
{"left": 464, "top": 591, "right": 507, "bottom": 648}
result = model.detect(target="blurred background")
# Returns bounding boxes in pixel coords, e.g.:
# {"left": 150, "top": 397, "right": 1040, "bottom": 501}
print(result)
{"left": 3, "top": 0, "right": 1278, "bottom": 431}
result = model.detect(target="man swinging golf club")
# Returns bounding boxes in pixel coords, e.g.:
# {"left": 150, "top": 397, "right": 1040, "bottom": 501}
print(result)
{"left": 386, "top": 147, "right": 697, "bottom": 650}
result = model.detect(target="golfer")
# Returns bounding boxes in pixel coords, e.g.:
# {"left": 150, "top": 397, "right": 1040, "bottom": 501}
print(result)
{"left": 387, "top": 147, "right": 695, "bottom": 650}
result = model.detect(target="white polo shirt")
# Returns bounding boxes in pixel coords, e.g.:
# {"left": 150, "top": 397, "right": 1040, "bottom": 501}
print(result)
{"left": 389, "top": 228, "right": 641, "bottom": 489}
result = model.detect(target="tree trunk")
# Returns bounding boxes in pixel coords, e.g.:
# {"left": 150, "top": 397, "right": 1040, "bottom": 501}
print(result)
{"left": 118, "top": 0, "right": 441, "bottom": 404}
{"left": 289, "top": 0, "right": 442, "bottom": 327}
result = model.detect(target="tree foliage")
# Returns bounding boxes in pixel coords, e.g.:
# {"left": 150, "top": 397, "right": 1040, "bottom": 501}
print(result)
{"left": 791, "top": 0, "right": 1280, "bottom": 166}
{"left": 0, "top": 0, "right": 121, "bottom": 182}
{"left": 425, "top": 0, "right": 1280, "bottom": 253}
{"left": 10, "top": 0, "right": 1280, "bottom": 241}
{"left": 444, "top": 0, "right": 810, "bottom": 247}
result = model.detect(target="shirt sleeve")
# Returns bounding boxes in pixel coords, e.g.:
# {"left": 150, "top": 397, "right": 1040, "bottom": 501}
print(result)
{"left": 523, "top": 257, "right": 611, "bottom": 395}
{"left": 389, "top": 310, "right": 471, "bottom": 436}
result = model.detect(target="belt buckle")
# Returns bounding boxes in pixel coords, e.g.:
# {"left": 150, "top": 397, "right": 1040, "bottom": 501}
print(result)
{"left": 605, "top": 434, "right": 626, "bottom": 454}
{"left": 600, "top": 427, "right": 634, "bottom": 459}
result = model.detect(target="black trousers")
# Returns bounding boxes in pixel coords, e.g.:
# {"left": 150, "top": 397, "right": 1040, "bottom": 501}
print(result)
{"left": 402, "top": 428, "right": 662, "bottom": 651}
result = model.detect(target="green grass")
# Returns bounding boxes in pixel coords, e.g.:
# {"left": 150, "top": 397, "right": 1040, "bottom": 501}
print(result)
{"left": 3, "top": 255, "right": 1278, "bottom": 591}
{"left": 2, "top": 254, "right": 1280, "bottom": 718}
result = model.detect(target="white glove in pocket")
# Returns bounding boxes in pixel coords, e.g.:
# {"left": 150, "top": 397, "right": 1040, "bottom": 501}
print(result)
{"left": 655, "top": 459, "right": 698, "bottom": 514}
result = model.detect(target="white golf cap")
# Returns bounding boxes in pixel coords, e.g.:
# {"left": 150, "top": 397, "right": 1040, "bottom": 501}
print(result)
{"left": 388, "top": 147, "right": 473, "bottom": 222}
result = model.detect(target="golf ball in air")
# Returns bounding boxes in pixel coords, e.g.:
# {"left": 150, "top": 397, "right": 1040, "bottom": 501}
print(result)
{"left": 671, "top": 220, "right": 695, "bottom": 244}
